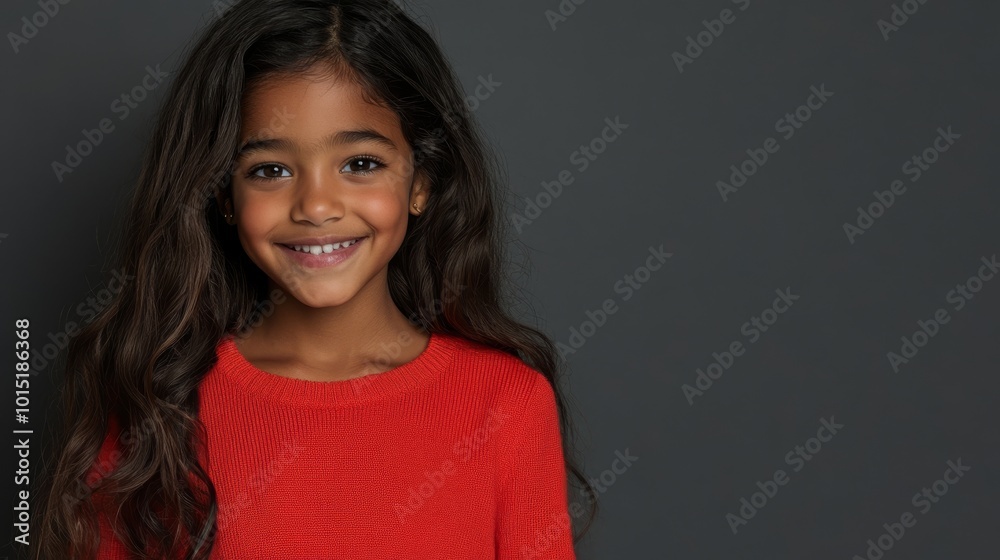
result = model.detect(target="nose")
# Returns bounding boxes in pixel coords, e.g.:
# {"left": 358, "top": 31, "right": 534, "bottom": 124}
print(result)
{"left": 289, "top": 167, "right": 345, "bottom": 225}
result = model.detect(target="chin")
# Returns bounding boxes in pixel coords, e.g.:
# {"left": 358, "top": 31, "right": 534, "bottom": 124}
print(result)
{"left": 293, "top": 288, "right": 359, "bottom": 308}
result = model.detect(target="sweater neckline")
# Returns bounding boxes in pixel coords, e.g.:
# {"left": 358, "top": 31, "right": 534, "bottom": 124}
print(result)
{"left": 215, "top": 330, "right": 458, "bottom": 407}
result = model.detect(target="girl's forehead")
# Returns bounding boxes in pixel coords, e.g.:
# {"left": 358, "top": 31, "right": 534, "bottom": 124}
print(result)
{"left": 242, "top": 72, "right": 375, "bottom": 117}
{"left": 238, "top": 72, "right": 402, "bottom": 145}
{"left": 243, "top": 64, "right": 376, "bottom": 109}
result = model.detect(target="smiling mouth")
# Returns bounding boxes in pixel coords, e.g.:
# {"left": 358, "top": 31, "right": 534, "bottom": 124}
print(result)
{"left": 279, "top": 237, "right": 366, "bottom": 255}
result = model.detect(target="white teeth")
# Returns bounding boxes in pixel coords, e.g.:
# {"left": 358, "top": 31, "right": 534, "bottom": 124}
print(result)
{"left": 289, "top": 238, "right": 361, "bottom": 254}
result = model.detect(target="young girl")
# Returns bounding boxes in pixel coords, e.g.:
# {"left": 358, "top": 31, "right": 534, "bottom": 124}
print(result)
{"left": 33, "top": 0, "right": 597, "bottom": 558}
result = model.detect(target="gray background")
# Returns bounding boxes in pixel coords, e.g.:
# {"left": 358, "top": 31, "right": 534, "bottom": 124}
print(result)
{"left": 2, "top": 0, "right": 998, "bottom": 558}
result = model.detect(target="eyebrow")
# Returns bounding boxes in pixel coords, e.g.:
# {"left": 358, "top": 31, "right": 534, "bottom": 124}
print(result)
{"left": 235, "top": 129, "right": 399, "bottom": 159}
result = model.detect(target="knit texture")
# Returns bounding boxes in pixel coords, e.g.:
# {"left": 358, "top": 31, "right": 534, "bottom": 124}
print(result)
{"left": 89, "top": 331, "right": 577, "bottom": 559}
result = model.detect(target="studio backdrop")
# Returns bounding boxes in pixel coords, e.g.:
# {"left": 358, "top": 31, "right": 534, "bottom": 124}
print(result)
{"left": 2, "top": 0, "right": 997, "bottom": 558}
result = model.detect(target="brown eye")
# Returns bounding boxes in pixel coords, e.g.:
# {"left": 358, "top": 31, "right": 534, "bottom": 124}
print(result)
{"left": 247, "top": 164, "right": 291, "bottom": 180}
{"left": 340, "top": 155, "right": 385, "bottom": 176}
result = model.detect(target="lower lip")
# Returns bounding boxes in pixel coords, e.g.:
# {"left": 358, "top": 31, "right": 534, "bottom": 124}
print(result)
{"left": 277, "top": 237, "right": 366, "bottom": 268}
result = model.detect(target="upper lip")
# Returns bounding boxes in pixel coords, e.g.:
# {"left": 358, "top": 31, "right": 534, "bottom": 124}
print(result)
{"left": 278, "top": 235, "right": 367, "bottom": 246}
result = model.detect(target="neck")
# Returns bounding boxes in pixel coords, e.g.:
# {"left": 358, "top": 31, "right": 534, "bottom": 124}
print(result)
{"left": 233, "top": 273, "right": 428, "bottom": 380}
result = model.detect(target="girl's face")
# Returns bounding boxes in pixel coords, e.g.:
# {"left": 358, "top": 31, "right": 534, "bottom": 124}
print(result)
{"left": 225, "top": 67, "right": 428, "bottom": 308}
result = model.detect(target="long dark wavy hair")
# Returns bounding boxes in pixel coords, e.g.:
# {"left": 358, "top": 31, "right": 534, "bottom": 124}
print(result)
{"left": 33, "top": 0, "right": 598, "bottom": 558}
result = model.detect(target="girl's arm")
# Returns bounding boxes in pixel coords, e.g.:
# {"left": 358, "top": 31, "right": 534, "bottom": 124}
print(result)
{"left": 94, "top": 494, "right": 129, "bottom": 559}
{"left": 495, "top": 375, "right": 577, "bottom": 559}
{"left": 88, "top": 416, "right": 129, "bottom": 559}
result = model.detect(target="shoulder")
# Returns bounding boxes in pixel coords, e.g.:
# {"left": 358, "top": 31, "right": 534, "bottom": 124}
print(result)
{"left": 437, "top": 332, "right": 557, "bottom": 419}
{"left": 441, "top": 332, "right": 547, "bottom": 388}
{"left": 435, "top": 334, "right": 563, "bottom": 469}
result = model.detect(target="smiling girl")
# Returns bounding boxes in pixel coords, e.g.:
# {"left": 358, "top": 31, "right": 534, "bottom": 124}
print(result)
{"left": 33, "top": 0, "right": 596, "bottom": 558}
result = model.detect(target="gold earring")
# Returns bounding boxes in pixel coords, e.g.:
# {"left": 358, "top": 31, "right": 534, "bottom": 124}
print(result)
{"left": 412, "top": 202, "right": 421, "bottom": 215}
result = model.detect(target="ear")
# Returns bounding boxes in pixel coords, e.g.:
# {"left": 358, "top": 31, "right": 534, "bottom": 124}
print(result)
{"left": 409, "top": 169, "right": 430, "bottom": 214}
{"left": 215, "top": 183, "right": 232, "bottom": 219}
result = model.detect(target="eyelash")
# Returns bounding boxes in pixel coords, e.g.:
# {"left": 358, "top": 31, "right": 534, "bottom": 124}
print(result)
{"left": 244, "top": 154, "right": 387, "bottom": 182}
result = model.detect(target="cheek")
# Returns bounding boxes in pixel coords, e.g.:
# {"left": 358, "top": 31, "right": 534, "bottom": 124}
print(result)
{"left": 235, "top": 193, "right": 282, "bottom": 245}
{"left": 353, "top": 189, "right": 409, "bottom": 229}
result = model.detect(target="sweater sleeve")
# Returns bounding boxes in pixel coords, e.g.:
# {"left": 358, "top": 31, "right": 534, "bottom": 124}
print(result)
{"left": 495, "top": 373, "right": 577, "bottom": 559}
{"left": 89, "top": 416, "right": 130, "bottom": 559}
{"left": 95, "top": 497, "right": 129, "bottom": 559}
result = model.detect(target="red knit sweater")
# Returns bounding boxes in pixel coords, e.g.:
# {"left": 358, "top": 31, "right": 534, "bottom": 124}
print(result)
{"left": 89, "top": 331, "right": 577, "bottom": 559}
